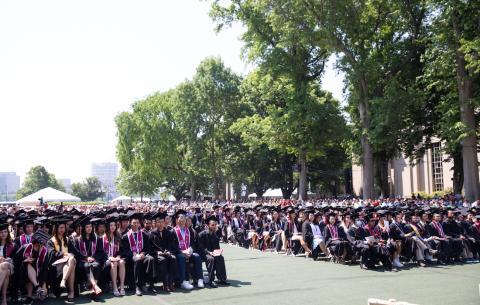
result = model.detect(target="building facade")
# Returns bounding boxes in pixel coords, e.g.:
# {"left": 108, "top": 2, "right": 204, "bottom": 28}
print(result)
{"left": 0, "top": 172, "right": 21, "bottom": 200}
{"left": 90, "top": 162, "right": 119, "bottom": 200}
{"left": 352, "top": 142, "right": 479, "bottom": 198}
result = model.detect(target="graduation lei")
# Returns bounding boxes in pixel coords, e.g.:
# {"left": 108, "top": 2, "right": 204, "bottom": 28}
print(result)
{"left": 174, "top": 226, "right": 190, "bottom": 251}
{"left": 23, "top": 244, "right": 47, "bottom": 274}
{"left": 127, "top": 230, "right": 143, "bottom": 254}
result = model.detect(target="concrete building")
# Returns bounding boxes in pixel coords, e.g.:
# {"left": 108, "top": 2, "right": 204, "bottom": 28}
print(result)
{"left": 352, "top": 141, "right": 478, "bottom": 198}
{"left": 60, "top": 179, "right": 72, "bottom": 193}
{"left": 0, "top": 172, "right": 20, "bottom": 200}
{"left": 90, "top": 162, "right": 119, "bottom": 200}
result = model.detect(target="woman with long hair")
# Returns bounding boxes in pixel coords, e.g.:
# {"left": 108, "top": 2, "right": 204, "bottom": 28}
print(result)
{"left": 103, "top": 218, "right": 125, "bottom": 297}
{"left": 47, "top": 219, "right": 76, "bottom": 302}
{"left": 69, "top": 217, "right": 106, "bottom": 298}
{"left": 0, "top": 223, "right": 15, "bottom": 305}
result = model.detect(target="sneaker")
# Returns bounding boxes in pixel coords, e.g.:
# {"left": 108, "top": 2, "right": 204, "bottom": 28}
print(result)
{"left": 197, "top": 279, "right": 204, "bottom": 288}
{"left": 180, "top": 281, "right": 193, "bottom": 290}
{"left": 113, "top": 290, "right": 120, "bottom": 297}
{"left": 135, "top": 287, "right": 142, "bottom": 296}
{"left": 392, "top": 259, "right": 404, "bottom": 268}
{"left": 119, "top": 289, "right": 126, "bottom": 296}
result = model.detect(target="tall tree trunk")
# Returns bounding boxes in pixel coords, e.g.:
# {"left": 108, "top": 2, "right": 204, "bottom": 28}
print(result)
{"left": 190, "top": 182, "right": 196, "bottom": 201}
{"left": 358, "top": 96, "right": 374, "bottom": 200}
{"left": 453, "top": 15, "right": 480, "bottom": 202}
{"left": 375, "top": 152, "right": 390, "bottom": 198}
{"left": 452, "top": 150, "right": 464, "bottom": 194}
{"left": 280, "top": 153, "right": 294, "bottom": 199}
{"left": 298, "top": 149, "right": 308, "bottom": 201}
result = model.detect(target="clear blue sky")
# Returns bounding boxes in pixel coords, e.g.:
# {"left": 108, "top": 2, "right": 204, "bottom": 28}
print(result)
{"left": 0, "top": 0, "right": 344, "bottom": 183}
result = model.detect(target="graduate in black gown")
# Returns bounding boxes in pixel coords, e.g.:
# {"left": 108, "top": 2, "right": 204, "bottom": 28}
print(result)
{"left": 198, "top": 216, "right": 229, "bottom": 288}
{"left": 324, "top": 213, "right": 349, "bottom": 263}
{"left": 15, "top": 230, "right": 56, "bottom": 304}
{"left": 120, "top": 212, "right": 155, "bottom": 296}
{"left": 69, "top": 217, "right": 106, "bottom": 298}
{"left": 149, "top": 212, "right": 178, "bottom": 292}
{"left": 360, "top": 215, "right": 394, "bottom": 271}
{"left": 0, "top": 223, "right": 15, "bottom": 305}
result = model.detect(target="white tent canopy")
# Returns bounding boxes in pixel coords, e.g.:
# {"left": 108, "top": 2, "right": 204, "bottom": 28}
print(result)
{"left": 263, "top": 188, "right": 283, "bottom": 198}
{"left": 17, "top": 187, "right": 81, "bottom": 206}
{"left": 111, "top": 195, "right": 131, "bottom": 204}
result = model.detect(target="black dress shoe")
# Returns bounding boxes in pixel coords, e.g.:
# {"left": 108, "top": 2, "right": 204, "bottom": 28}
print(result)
{"left": 218, "top": 281, "right": 230, "bottom": 286}
{"left": 209, "top": 282, "right": 218, "bottom": 288}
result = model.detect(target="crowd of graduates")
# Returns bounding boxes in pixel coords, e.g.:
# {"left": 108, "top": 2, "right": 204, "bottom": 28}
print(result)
{"left": 1, "top": 197, "right": 479, "bottom": 304}
{"left": 0, "top": 205, "right": 229, "bottom": 305}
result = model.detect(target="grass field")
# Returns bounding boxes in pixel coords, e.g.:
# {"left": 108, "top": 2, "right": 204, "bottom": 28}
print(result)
{"left": 46, "top": 245, "right": 480, "bottom": 305}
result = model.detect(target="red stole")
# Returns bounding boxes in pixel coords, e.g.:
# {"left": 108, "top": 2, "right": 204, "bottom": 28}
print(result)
{"left": 103, "top": 235, "right": 119, "bottom": 257}
{"left": 327, "top": 224, "right": 338, "bottom": 239}
{"left": 127, "top": 230, "right": 143, "bottom": 254}
{"left": 24, "top": 244, "right": 47, "bottom": 274}
{"left": 433, "top": 221, "right": 445, "bottom": 238}
{"left": 3, "top": 242, "right": 14, "bottom": 257}
{"left": 174, "top": 226, "right": 190, "bottom": 251}
{"left": 474, "top": 222, "right": 480, "bottom": 233}
{"left": 78, "top": 236, "right": 97, "bottom": 257}
{"left": 20, "top": 234, "right": 31, "bottom": 246}
{"left": 364, "top": 225, "right": 381, "bottom": 239}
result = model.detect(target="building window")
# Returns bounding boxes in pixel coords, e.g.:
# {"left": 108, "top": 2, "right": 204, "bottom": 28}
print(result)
{"left": 432, "top": 142, "right": 444, "bottom": 192}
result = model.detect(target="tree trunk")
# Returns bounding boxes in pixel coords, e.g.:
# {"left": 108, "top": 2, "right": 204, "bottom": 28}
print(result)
{"left": 375, "top": 152, "right": 390, "bottom": 198}
{"left": 453, "top": 15, "right": 480, "bottom": 202}
{"left": 190, "top": 182, "right": 196, "bottom": 201}
{"left": 452, "top": 150, "right": 464, "bottom": 194}
{"left": 280, "top": 153, "right": 295, "bottom": 199}
{"left": 358, "top": 98, "right": 374, "bottom": 200}
{"left": 298, "top": 149, "right": 308, "bottom": 201}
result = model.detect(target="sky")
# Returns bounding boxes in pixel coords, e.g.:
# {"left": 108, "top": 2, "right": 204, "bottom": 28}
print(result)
{"left": 0, "top": 0, "right": 344, "bottom": 184}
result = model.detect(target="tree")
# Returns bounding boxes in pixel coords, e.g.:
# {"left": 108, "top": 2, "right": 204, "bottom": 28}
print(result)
{"left": 16, "top": 166, "right": 65, "bottom": 199}
{"left": 71, "top": 177, "right": 104, "bottom": 201}
{"left": 230, "top": 70, "right": 348, "bottom": 200}
{"left": 115, "top": 58, "right": 243, "bottom": 200}
{"left": 211, "top": 1, "right": 341, "bottom": 200}
{"left": 427, "top": 0, "right": 480, "bottom": 201}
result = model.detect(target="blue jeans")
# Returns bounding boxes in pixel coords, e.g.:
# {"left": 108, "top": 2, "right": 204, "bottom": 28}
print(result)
{"left": 175, "top": 252, "right": 203, "bottom": 282}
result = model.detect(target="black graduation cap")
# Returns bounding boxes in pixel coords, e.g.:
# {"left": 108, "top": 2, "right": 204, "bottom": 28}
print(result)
{"left": 174, "top": 209, "right": 187, "bottom": 218}
{"left": 34, "top": 217, "right": 50, "bottom": 226}
{"left": 205, "top": 215, "right": 218, "bottom": 224}
{"left": 31, "top": 230, "right": 51, "bottom": 245}
{"left": 50, "top": 217, "right": 70, "bottom": 225}
{"left": 91, "top": 218, "right": 105, "bottom": 226}
{"left": 153, "top": 212, "right": 167, "bottom": 220}
{"left": 127, "top": 210, "right": 143, "bottom": 220}
{"left": 80, "top": 216, "right": 93, "bottom": 227}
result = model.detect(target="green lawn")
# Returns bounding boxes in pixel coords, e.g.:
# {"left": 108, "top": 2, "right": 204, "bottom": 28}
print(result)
{"left": 46, "top": 245, "right": 480, "bottom": 305}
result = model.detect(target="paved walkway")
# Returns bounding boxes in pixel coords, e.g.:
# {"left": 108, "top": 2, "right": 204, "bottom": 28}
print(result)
{"left": 47, "top": 245, "right": 480, "bottom": 305}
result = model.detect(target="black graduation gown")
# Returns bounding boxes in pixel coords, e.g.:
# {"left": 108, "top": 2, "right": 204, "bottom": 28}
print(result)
{"left": 69, "top": 235, "right": 106, "bottom": 283}
{"left": 442, "top": 219, "right": 465, "bottom": 258}
{"left": 359, "top": 226, "right": 392, "bottom": 269}
{"left": 324, "top": 224, "right": 349, "bottom": 257}
{"left": 120, "top": 230, "right": 155, "bottom": 287}
{"left": 426, "top": 221, "right": 452, "bottom": 261}
{"left": 149, "top": 228, "right": 178, "bottom": 284}
{"left": 15, "top": 244, "right": 56, "bottom": 286}
{"left": 198, "top": 230, "right": 227, "bottom": 282}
